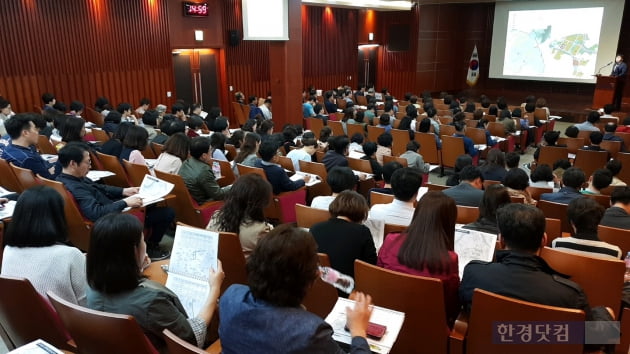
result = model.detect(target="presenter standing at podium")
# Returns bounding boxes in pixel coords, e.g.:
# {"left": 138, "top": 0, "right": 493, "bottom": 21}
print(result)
{"left": 611, "top": 54, "right": 627, "bottom": 77}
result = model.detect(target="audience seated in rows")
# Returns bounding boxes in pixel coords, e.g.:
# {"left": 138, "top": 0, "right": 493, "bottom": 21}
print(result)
{"left": 463, "top": 184, "right": 511, "bottom": 235}
{"left": 2, "top": 113, "right": 60, "bottom": 179}
{"left": 533, "top": 131, "right": 564, "bottom": 161}
{"left": 179, "top": 136, "right": 231, "bottom": 204}
{"left": 86, "top": 213, "right": 223, "bottom": 351}
{"left": 57, "top": 143, "right": 173, "bottom": 260}
{"left": 552, "top": 197, "right": 621, "bottom": 259}
{"left": 583, "top": 131, "right": 611, "bottom": 159}
{"left": 219, "top": 224, "right": 374, "bottom": 353}
{"left": 540, "top": 167, "right": 585, "bottom": 204}
{"left": 442, "top": 166, "right": 484, "bottom": 207}
{"left": 606, "top": 159, "right": 627, "bottom": 186}
{"left": 1, "top": 186, "right": 87, "bottom": 305}
{"left": 368, "top": 167, "right": 422, "bottom": 226}
{"left": 453, "top": 121, "right": 478, "bottom": 157}
{"left": 368, "top": 162, "right": 403, "bottom": 203}
{"left": 153, "top": 132, "right": 190, "bottom": 175}
{"left": 207, "top": 174, "right": 273, "bottom": 258}
{"left": 603, "top": 123, "right": 625, "bottom": 151}
{"left": 360, "top": 142, "right": 383, "bottom": 181}
{"left": 446, "top": 155, "right": 472, "bottom": 187}
{"left": 311, "top": 166, "right": 356, "bottom": 210}
{"left": 377, "top": 191, "right": 460, "bottom": 325}
{"left": 310, "top": 190, "right": 377, "bottom": 279}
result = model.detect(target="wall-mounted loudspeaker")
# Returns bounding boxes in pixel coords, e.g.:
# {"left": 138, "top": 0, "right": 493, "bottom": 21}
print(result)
{"left": 387, "top": 24, "right": 410, "bottom": 52}
{"left": 229, "top": 30, "right": 240, "bottom": 47}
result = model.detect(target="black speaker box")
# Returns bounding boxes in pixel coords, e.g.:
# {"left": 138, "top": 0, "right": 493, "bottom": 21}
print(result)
{"left": 229, "top": 30, "right": 240, "bottom": 47}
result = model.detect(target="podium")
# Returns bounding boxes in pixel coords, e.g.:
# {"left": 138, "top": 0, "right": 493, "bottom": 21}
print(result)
{"left": 592, "top": 75, "right": 620, "bottom": 109}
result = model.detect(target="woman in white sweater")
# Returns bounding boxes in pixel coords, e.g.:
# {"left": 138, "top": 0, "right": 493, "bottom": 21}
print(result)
{"left": 1, "top": 186, "right": 87, "bottom": 305}
{"left": 153, "top": 132, "right": 191, "bottom": 174}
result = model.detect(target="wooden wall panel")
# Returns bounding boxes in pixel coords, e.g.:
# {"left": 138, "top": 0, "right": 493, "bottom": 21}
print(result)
{"left": 0, "top": 0, "right": 174, "bottom": 113}
{"left": 376, "top": 8, "right": 419, "bottom": 98}
{"left": 221, "top": 0, "right": 271, "bottom": 101}
{"left": 167, "top": 0, "right": 224, "bottom": 49}
{"left": 302, "top": 6, "right": 358, "bottom": 91}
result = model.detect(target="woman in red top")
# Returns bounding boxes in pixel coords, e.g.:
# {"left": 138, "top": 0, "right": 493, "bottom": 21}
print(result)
{"left": 377, "top": 191, "right": 460, "bottom": 326}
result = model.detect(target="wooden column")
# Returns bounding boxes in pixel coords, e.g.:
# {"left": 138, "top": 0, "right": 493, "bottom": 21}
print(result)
{"left": 268, "top": 0, "right": 303, "bottom": 128}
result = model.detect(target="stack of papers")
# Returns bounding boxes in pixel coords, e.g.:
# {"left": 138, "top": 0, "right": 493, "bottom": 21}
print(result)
{"left": 9, "top": 339, "right": 63, "bottom": 354}
{"left": 290, "top": 171, "right": 322, "bottom": 187}
{"left": 454, "top": 228, "right": 497, "bottom": 278}
{"left": 145, "top": 159, "right": 158, "bottom": 169}
{"left": 474, "top": 144, "right": 487, "bottom": 151}
{"left": 135, "top": 174, "right": 174, "bottom": 206}
{"left": 0, "top": 200, "right": 17, "bottom": 220}
{"left": 348, "top": 150, "right": 365, "bottom": 159}
{"left": 325, "top": 297, "right": 405, "bottom": 354}
{"left": 353, "top": 170, "right": 374, "bottom": 180}
{"left": 86, "top": 170, "right": 116, "bottom": 182}
{"left": 491, "top": 136, "right": 507, "bottom": 143}
{"left": 0, "top": 186, "right": 14, "bottom": 198}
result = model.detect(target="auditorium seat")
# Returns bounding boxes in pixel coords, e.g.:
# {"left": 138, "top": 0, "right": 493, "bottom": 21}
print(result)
{"left": 295, "top": 204, "right": 331, "bottom": 229}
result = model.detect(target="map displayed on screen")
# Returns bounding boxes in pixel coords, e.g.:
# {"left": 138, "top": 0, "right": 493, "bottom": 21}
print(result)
{"left": 503, "top": 7, "right": 604, "bottom": 79}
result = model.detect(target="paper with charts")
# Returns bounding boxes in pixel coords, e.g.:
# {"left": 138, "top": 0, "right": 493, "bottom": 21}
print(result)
{"left": 454, "top": 228, "right": 497, "bottom": 279}
{"left": 325, "top": 297, "right": 405, "bottom": 354}
{"left": 136, "top": 174, "right": 174, "bottom": 206}
{"left": 165, "top": 225, "right": 219, "bottom": 318}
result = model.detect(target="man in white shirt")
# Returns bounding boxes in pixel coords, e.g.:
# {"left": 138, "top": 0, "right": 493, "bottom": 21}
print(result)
{"left": 259, "top": 98, "right": 272, "bottom": 120}
{"left": 368, "top": 167, "right": 422, "bottom": 226}
{"left": 286, "top": 137, "right": 316, "bottom": 171}
{"left": 310, "top": 166, "right": 356, "bottom": 210}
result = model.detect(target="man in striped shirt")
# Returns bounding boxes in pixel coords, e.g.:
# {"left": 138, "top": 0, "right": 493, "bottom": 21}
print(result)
{"left": 552, "top": 197, "right": 622, "bottom": 259}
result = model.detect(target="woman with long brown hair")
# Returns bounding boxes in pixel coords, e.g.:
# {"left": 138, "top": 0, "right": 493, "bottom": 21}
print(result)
{"left": 377, "top": 191, "right": 460, "bottom": 325}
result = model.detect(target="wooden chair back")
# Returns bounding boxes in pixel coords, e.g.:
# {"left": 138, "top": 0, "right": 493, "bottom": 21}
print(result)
{"left": 391, "top": 129, "right": 410, "bottom": 156}
{"left": 91, "top": 128, "right": 111, "bottom": 144}
{"left": 537, "top": 200, "right": 572, "bottom": 235}
{"left": 9, "top": 162, "right": 40, "bottom": 191}
{"left": 438, "top": 116, "right": 453, "bottom": 125}
{"left": 37, "top": 135, "right": 57, "bottom": 155}
{"left": 154, "top": 170, "right": 223, "bottom": 228}
{"left": 122, "top": 160, "right": 150, "bottom": 187}
{"left": 382, "top": 154, "right": 408, "bottom": 167}
{"left": 299, "top": 160, "right": 331, "bottom": 197}
{"left": 540, "top": 247, "right": 625, "bottom": 315}
{"left": 276, "top": 155, "right": 295, "bottom": 173}
{"left": 384, "top": 223, "right": 407, "bottom": 242}
{"left": 217, "top": 231, "right": 248, "bottom": 293}
{"left": 236, "top": 164, "right": 267, "bottom": 180}
{"left": 308, "top": 118, "right": 324, "bottom": 138}
{"left": 598, "top": 225, "right": 630, "bottom": 258}
{"left": 583, "top": 193, "right": 611, "bottom": 209}
{"left": 601, "top": 140, "right": 622, "bottom": 159}
{"left": 545, "top": 218, "right": 562, "bottom": 247}
{"left": 465, "top": 127, "right": 487, "bottom": 145}
{"left": 163, "top": 329, "right": 220, "bottom": 354}
{"left": 526, "top": 185, "right": 553, "bottom": 201}
{"left": 556, "top": 137, "right": 585, "bottom": 155}
{"left": 456, "top": 205, "right": 479, "bottom": 224}
{"left": 509, "top": 195, "right": 525, "bottom": 203}
{"left": 487, "top": 121, "right": 506, "bottom": 137}
{"left": 367, "top": 125, "right": 386, "bottom": 143}
{"left": 225, "top": 144, "right": 237, "bottom": 162}
{"left": 614, "top": 132, "right": 630, "bottom": 152}
{"left": 537, "top": 146, "right": 569, "bottom": 168}
{"left": 38, "top": 175, "right": 93, "bottom": 251}
{"left": 356, "top": 95, "right": 368, "bottom": 106}
{"left": 461, "top": 289, "right": 584, "bottom": 354}
{"left": 295, "top": 204, "right": 331, "bottom": 229}
{"left": 211, "top": 159, "right": 236, "bottom": 187}
{"left": 0, "top": 276, "right": 73, "bottom": 351}
{"left": 414, "top": 132, "right": 441, "bottom": 165}
{"left": 577, "top": 130, "right": 593, "bottom": 145}
{"left": 427, "top": 183, "right": 449, "bottom": 191}
{"left": 95, "top": 151, "right": 131, "bottom": 187}
{"left": 346, "top": 124, "right": 365, "bottom": 140}
{"left": 315, "top": 150, "right": 325, "bottom": 163}
{"left": 48, "top": 292, "right": 158, "bottom": 354}
{"left": 85, "top": 107, "right": 105, "bottom": 127}
{"left": 439, "top": 124, "right": 456, "bottom": 137}
{"left": 302, "top": 270, "right": 338, "bottom": 319}
{"left": 151, "top": 142, "right": 164, "bottom": 157}
{"left": 465, "top": 119, "right": 479, "bottom": 128}
{"left": 347, "top": 157, "right": 372, "bottom": 174}
{"left": 441, "top": 135, "right": 465, "bottom": 169}
{"left": 617, "top": 152, "right": 630, "bottom": 185}
{"left": 370, "top": 191, "right": 394, "bottom": 206}
{"left": 231, "top": 102, "right": 247, "bottom": 127}
{"left": 574, "top": 149, "right": 609, "bottom": 180}
{"left": 0, "top": 158, "right": 23, "bottom": 193}
{"left": 327, "top": 120, "right": 345, "bottom": 137}
{"left": 482, "top": 180, "right": 501, "bottom": 189}
{"left": 354, "top": 260, "right": 448, "bottom": 354}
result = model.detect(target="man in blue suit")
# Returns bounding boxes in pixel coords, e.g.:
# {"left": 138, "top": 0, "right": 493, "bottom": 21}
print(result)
{"left": 540, "top": 167, "right": 585, "bottom": 204}
{"left": 611, "top": 54, "right": 627, "bottom": 77}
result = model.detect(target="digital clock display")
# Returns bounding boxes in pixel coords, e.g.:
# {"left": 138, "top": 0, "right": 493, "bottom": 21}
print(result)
{"left": 183, "top": 2, "right": 209, "bottom": 17}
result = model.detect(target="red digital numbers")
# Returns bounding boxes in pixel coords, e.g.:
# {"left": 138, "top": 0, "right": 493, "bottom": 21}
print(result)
{"left": 184, "top": 2, "right": 209, "bottom": 17}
